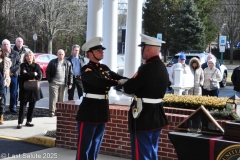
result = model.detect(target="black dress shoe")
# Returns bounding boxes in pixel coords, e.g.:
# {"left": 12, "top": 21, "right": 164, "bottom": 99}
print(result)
{"left": 25, "top": 123, "right": 34, "bottom": 127}
{"left": 10, "top": 110, "right": 18, "bottom": 114}
{"left": 17, "top": 125, "right": 22, "bottom": 129}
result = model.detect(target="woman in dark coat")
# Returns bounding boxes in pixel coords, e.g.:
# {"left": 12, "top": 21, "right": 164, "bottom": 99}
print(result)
{"left": 17, "top": 51, "right": 43, "bottom": 129}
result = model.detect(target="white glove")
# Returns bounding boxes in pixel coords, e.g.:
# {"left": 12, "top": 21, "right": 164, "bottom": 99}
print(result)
{"left": 118, "top": 79, "right": 128, "bottom": 85}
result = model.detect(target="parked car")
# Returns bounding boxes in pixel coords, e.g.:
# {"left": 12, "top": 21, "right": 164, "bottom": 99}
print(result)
{"left": 34, "top": 53, "right": 57, "bottom": 78}
{"left": 166, "top": 51, "right": 228, "bottom": 87}
{"left": 235, "top": 42, "right": 240, "bottom": 49}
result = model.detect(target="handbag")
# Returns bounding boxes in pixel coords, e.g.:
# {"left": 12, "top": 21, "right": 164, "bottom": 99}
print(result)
{"left": 23, "top": 79, "right": 40, "bottom": 90}
{"left": 210, "top": 69, "right": 218, "bottom": 90}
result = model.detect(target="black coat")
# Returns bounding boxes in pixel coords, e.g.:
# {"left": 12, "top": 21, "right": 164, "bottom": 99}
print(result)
{"left": 46, "top": 58, "right": 73, "bottom": 86}
{"left": 8, "top": 49, "right": 21, "bottom": 76}
{"left": 76, "top": 61, "right": 125, "bottom": 123}
{"left": 123, "top": 56, "right": 169, "bottom": 132}
{"left": 231, "top": 66, "right": 240, "bottom": 92}
{"left": 18, "top": 63, "right": 43, "bottom": 102}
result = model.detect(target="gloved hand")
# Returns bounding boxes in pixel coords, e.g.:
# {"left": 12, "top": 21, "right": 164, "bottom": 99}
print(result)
{"left": 114, "top": 85, "right": 123, "bottom": 92}
{"left": 118, "top": 79, "right": 128, "bottom": 85}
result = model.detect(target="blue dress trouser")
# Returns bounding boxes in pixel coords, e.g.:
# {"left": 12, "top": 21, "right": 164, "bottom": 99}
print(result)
{"left": 76, "top": 122, "right": 106, "bottom": 160}
{"left": 9, "top": 76, "right": 18, "bottom": 110}
{"left": 130, "top": 129, "right": 162, "bottom": 160}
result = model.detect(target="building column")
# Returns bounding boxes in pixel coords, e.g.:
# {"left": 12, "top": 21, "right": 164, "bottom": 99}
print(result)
{"left": 102, "top": 0, "right": 119, "bottom": 104}
{"left": 114, "top": 0, "right": 143, "bottom": 106}
{"left": 86, "top": 0, "right": 103, "bottom": 41}
{"left": 124, "top": 0, "right": 142, "bottom": 78}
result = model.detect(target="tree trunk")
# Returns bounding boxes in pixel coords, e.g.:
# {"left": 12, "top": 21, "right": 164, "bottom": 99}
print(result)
{"left": 230, "top": 49, "right": 233, "bottom": 64}
{"left": 48, "top": 38, "right": 52, "bottom": 54}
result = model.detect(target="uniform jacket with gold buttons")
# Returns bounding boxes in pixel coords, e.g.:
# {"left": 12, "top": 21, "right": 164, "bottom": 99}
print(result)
{"left": 76, "top": 61, "right": 126, "bottom": 123}
{"left": 123, "top": 56, "right": 169, "bottom": 132}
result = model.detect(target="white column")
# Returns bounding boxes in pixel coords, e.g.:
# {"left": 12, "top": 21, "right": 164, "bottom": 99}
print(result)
{"left": 102, "top": 0, "right": 118, "bottom": 72}
{"left": 86, "top": 0, "right": 103, "bottom": 41}
{"left": 102, "top": 0, "right": 119, "bottom": 104}
{"left": 124, "top": 0, "right": 142, "bottom": 78}
{"left": 114, "top": 0, "right": 143, "bottom": 106}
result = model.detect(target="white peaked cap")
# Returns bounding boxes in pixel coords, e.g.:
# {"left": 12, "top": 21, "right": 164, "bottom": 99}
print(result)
{"left": 138, "top": 34, "right": 166, "bottom": 47}
{"left": 82, "top": 37, "right": 106, "bottom": 52}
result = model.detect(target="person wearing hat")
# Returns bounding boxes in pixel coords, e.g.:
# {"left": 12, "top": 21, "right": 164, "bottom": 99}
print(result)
{"left": 119, "top": 34, "right": 169, "bottom": 159}
{"left": 169, "top": 54, "right": 191, "bottom": 86}
{"left": 75, "top": 37, "right": 128, "bottom": 160}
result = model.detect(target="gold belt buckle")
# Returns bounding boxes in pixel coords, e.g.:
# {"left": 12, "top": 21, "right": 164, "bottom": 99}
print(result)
{"left": 105, "top": 94, "right": 108, "bottom": 99}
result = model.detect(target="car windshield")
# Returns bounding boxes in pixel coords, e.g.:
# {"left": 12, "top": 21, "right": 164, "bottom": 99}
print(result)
{"left": 169, "top": 56, "right": 201, "bottom": 65}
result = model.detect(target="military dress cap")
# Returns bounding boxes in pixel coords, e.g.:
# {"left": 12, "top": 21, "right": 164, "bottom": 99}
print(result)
{"left": 179, "top": 54, "right": 186, "bottom": 60}
{"left": 138, "top": 34, "right": 166, "bottom": 47}
{"left": 82, "top": 37, "right": 106, "bottom": 52}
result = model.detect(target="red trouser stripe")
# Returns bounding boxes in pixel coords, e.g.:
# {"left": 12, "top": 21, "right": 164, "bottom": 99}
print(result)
{"left": 209, "top": 136, "right": 222, "bottom": 160}
{"left": 76, "top": 122, "right": 84, "bottom": 160}
{"left": 135, "top": 137, "right": 139, "bottom": 160}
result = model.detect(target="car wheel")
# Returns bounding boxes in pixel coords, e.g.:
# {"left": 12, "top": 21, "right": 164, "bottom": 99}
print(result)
{"left": 220, "top": 72, "right": 227, "bottom": 87}
{"left": 39, "top": 70, "right": 44, "bottom": 79}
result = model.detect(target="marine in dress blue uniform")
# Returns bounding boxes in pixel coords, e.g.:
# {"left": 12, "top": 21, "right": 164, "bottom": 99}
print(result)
{"left": 122, "top": 34, "right": 169, "bottom": 160}
{"left": 75, "top": 37, "right": 127, "bottom": 160}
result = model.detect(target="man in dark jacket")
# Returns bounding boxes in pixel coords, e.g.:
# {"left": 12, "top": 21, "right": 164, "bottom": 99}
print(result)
{"left": 75, "top": 37, "right": 127, "bottom": 160}
{"left": 66, "top": 44, "right": 86, "bottom": 100}
{"left": 13, "top": 37, "right": 27, "bottom": 63}
{"left": 122, "top": 34, "right": 169, "bottom": 160}
{"left": 2, "top": 39, "right": 21, "bottom": 113}
{"left": 231, "top": 66, "right": 240, "bottom": 97}
{"left": 46, "top": 49, "right": 73, "bottom": 117}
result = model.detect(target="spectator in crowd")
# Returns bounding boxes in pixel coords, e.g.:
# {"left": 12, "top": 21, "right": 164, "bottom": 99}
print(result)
{"left": 17, "top": 51, "right": 43, "bottom": 129}
{"left": 66, "top": 44, "right": 86, "bottom": 100}
{"left": 201, "top": 54, "right": 220, "bottom": 71}
{"left": 231, "top": 65, "right": 240, "bottom": 98}
{"left": 169, "top": 54, "right": 191, "bottom": 85}
{"left": 122, "top": 34, "right": 169, "bottom": 160}
{"left": 75, "top": 37, "right": 127, "bottom": 160}
{"left": 202, "top": 59, "right": 222, "bottom": 97}
{"left": 0, "top": 72, "right": 5, "bottom": 125}
{"left": 188, "top": 57, "right": 204, "bottom": 95}
{"left": 13, "top": 37, "right": 27, "bottom": 63}
{"left": 46, "top": 49, "right": 73, "bottom": 117}
{"left": 2, "top": 39, "right": 20, "bottom": 113}
{"left": 0, "top": 45, "right": 12, "bottom": 124}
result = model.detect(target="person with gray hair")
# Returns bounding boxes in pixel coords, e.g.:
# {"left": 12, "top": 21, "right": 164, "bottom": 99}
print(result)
{"left": 66, "top": 44, "right": 86, "bottom": 100}
{"left": 201, "top": 54, "right": 220, "bottom": 71}
{"left": 202, "top": 59, "right": 222, "bottom": 97}
{"left": 13, "top": 37, "right": 27, "bottom": 63}
{"left": 2, "top": 39, "right": 21, "bottom": 113}
{"left": 46, "top": 49, "right": 73, "bottom": 117}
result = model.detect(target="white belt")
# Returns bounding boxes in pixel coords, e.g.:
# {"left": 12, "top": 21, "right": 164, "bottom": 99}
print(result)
{"left": 142, "top": 98, "right": 162, "bottom": 104}
{"left": 84, "top": 93, "right": 108, "bottom": 99}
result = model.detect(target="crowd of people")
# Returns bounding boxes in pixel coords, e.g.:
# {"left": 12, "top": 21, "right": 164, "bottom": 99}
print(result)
{"left": 169, "top": 53, "right": 224, "bottom": 97}
{"left": 0, "top": 38, "right": 84, "bottom": 127}
{"left": 0, "top": 34, "right": 239, "bottom": 160}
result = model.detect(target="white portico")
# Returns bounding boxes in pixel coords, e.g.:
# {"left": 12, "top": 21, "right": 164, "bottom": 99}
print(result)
{"left": 85, "top": 0, "right": 143, "bottom": 105}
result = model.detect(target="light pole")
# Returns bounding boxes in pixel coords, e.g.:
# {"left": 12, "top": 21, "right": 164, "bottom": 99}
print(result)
{"left": 33, "top": 33, "right": 37, "bottom": 53}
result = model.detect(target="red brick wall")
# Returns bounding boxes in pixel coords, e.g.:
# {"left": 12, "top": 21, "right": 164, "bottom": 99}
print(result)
{"left": 56, "top": 102, "right": 227, "bottom": 160}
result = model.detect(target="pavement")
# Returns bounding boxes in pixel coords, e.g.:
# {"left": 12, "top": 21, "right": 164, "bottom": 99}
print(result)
{"left": 0, "top": 117, "right": 129, "bottom": 160}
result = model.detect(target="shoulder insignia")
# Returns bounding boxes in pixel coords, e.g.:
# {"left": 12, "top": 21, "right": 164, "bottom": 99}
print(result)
{"left": 85, "top": 68, "right": 92, "bottom": 72}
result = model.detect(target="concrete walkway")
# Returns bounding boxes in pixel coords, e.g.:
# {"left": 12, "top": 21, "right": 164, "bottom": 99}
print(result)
{"left": 0, "top": 117, "right": 130, "bottom": 160}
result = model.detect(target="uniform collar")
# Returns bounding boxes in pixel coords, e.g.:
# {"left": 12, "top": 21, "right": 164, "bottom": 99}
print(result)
{"left": 145, "top": 55, "right": 160, "bottom": 64}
